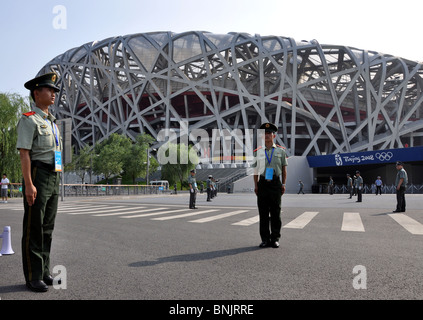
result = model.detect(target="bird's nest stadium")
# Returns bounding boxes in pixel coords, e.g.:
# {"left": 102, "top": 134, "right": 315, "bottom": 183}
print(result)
{"left": 37, "top": 31, "right": 423, "bottom": 189}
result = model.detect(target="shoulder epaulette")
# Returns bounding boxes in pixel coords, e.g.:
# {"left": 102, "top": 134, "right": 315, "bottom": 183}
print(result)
{"left": 253, "top": 146, "right": 263, "bottom": 152}
{"left": 276, "top": 144, "right": 286, "bottom": 149}
{"left": 23, "top": 111, "right": 36, "bottom": 117}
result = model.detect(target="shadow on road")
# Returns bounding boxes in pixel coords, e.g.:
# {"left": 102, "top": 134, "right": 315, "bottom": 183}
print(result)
{"left": 129, "top": 246, "right": 260, "bottom": 267}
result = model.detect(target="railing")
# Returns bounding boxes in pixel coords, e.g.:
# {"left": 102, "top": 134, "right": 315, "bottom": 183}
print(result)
{"left": 320, "top": 184, "right": 423, "bottom": 194}
{"left": 7, "top": 183, "right": 167, "bottom": 198}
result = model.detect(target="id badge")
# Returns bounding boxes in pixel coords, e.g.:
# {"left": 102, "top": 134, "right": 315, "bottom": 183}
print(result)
{"left": 54, "top": 151, "right": 62, "bottom": 172}
{"left": 265, "top": 168, "right": 274, "bottom": 180}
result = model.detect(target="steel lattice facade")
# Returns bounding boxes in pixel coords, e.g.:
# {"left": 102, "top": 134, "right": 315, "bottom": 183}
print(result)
{"left": 38, "top": 31, "right": 423, "bottom": 160}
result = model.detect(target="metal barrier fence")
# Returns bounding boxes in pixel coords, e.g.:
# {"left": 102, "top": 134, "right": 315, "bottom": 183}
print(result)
{"left": 320, "top": 184, "right": 423, "bottom": 194}
{"left": 7, "top": 183, "right": 167, "bottom": 198}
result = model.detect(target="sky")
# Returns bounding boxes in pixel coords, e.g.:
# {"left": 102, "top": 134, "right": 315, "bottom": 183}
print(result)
{"left": 1, "top": 0, "right": 422, "bottom": 98}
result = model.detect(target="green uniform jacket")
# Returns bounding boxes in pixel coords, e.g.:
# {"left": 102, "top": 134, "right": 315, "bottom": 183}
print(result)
{"left": 16, "top": 106, "right": 62, "bottom": 163}
{"left": 252, "top": 144, "right": 288, "bottom": 177}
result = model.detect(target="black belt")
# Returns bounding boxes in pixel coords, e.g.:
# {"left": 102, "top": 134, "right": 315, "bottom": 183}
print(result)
{"left": 32, "top": 160, "right": 55, "bottom": 172}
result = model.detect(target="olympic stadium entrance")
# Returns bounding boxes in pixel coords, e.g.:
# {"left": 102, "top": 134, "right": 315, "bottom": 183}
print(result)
{"left": 307, "top": 146, "right": 423, "bottom": 188}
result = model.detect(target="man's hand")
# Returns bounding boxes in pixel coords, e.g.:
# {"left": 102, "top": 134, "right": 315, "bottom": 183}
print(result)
{"left": 25, "top": 184, "right": 37, "bottom": 206}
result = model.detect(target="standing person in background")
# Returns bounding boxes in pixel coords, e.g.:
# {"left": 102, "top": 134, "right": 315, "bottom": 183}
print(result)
{"left": 187, "top": 169, "right": 198, "bottom": 209}
{"left": 375, "top": 176, "right": 383, "bottom": 195}
{"left": 206, "top": 175, "right": 212, "bottom": 202}
{"left": 328, "top": 176, "right": 334, "bottom": 195}
{"left": 393, "top": 161, "right": 408, "bottom": 213}
{"left": 1, "top": 173, "right": 10, "bottom": 203}
{"left": 346, "top": 174, "right": 353, "bottom": 199}
{"left": 355, "top": 171, "right": 363, "bottom": 202}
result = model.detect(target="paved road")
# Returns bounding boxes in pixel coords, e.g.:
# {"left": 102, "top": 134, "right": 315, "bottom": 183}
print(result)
{"left": 0, "top": 192, "right": 422, "bottom": 303}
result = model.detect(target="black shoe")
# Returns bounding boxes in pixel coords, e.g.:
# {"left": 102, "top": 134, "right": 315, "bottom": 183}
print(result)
{"left": 271, "top": 241, "right": 280, "bottom": 248}
{"left": 259, "top": 241, "right": 270, "bottom": 248}
{"left": 43, "top": 275, "right": 61, "bottom": 286}
{"left": 392, "top": 210, "right": 401, "bottom": 213}
{"left": 26, "top": 280, "right": 48, "bottom": 292}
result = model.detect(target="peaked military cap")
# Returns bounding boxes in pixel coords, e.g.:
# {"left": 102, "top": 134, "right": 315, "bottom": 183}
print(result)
{"left": 24, "top": 72, "right": 60, "bottom": 92}
{"left": 259, "top": 122, "right": 278, "bottom": 132}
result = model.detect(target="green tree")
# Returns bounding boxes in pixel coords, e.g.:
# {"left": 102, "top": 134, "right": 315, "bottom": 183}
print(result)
{"left": 65, "top": 144, "right": 94, "bottom": 184}
{"left": 160, "top": 143, "right": 199, "bottom": 187}
{"left": 93, "top": 134, "right": 132, "bottom": 183}
{"left": 124, "top": 133, "right": 158, "bottom": 184}
{"left": 0, "top": 92, "right": 30, "bottom": 182}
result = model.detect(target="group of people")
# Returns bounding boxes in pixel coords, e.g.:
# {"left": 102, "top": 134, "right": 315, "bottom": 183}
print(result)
{"left": 345, "top": 162, "right": 408, "bottom": 211}
{"left": 346, "top": 171, "right": 364, "bottom": 202}
{"left": 187, "top": 171, "right": 218, "bottom": 209}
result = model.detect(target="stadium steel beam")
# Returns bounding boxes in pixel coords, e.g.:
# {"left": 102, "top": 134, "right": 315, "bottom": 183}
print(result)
{"left": 36, "top": 31, "right": 423, "bottom": 162}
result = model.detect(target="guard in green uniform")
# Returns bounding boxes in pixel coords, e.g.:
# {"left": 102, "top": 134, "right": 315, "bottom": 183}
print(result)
{"left": 252, "top": 123, "right": 288, "bottom": 248}
{"left": 17, "top": 72, "right": 62, "bottom": 292}
{"left": 188, "top": 169, "right": 198, "bottom": 209}
{"left": 393, "top": 161, "right": 408, "bottom": 212}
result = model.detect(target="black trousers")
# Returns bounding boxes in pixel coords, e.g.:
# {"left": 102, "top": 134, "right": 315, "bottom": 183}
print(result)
{"left": 257, "top": 177, "right": 282, "bottom": 242}
{"left": 22, "top": 164, "right": 60, "bottom": 282}
{"left": 189, "top": 189, "right": 197, "bottom": 208}
{"left": 356, "top": 188, "right": 362, "bottom": 202}
{"left": 395, "top": 186, "right": 406, "bottom": 212}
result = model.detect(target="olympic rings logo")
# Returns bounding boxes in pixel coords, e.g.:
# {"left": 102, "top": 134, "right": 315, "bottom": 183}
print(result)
{"left": 375, "top": 152, "right": 393, "bottom": 161}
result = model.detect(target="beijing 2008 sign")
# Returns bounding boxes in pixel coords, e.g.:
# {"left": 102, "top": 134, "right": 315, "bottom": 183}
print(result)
{"left": 307, "top": 147, "right": 423, "bottom": 168}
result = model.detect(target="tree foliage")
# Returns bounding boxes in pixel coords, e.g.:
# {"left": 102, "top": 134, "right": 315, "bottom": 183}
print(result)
{"left": 160, "top": 143, "right": 199, "bottom": 186}
{"left": 70, "top": 133, "right": 159, "bottom": 184}
{"left": 0, "top": 92, "right": 30, "bottom": 182}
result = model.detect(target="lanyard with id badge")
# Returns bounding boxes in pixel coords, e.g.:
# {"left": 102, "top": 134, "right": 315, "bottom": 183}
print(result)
{"left": 46, "top": 119, "right": 62, "bottom": 172}
{"left": 265, "top": 148, "right": 274, "bottom": 181}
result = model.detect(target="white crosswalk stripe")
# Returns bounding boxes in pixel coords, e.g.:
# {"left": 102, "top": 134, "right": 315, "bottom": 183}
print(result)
{"left": 388, "top": 213, "right": 423, "bottom": 235}
{"left": 58, "top": 205, "right": 110, "bottom": 212}
{"left": 152, "top": 209, "right": 218, "bottom": 221}
{"left": 189, "top": 210, "right": 248, "bottom": 223}
{"left": 283, "top": 211, "right": 319, "bottom": 229}
{"left": 120, "top": 208, "right": 187, "bottom": 219}
{"left": 232, "top": 215, "right": 259, "bottom": 226}
{"left": 65, "top": 206, "right": 129, "bottom": 215}
{"left": 50, "top": 202, "right": 423, "bottom": 235}
{"left": 342, "top": 212, "right": 365, "bottom": 232}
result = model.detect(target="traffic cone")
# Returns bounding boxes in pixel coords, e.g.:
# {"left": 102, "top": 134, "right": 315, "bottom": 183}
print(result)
{"left": 0, "top": 226, "right": 15, "bottom": 255}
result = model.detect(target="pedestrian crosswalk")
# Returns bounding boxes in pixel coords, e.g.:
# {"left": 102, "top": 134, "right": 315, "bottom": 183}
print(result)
{"left": 341, "top": 212, "right": 365, "bottom": 232}
{"left": 5, "top": 202, "right": 423, "bottom": 235}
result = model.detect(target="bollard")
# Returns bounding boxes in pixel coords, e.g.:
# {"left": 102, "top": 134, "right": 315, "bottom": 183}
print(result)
{"left": 0, "top": 226, "right": 15, "bottom": 255}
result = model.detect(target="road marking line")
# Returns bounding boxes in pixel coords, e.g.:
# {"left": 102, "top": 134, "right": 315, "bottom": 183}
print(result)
{"left": 388, "top": 213, "right": 423, "bottom": 235}
{"left": 342, "top": 212, "right": 365, "bottom": 232}
{"left": 152, "top": 209, "right": 218, "bottom": 221}
{"left": 58, "top": 205, "right": 111, "bottom": 212}
{"left": 65, "top": 206, "right": 128, "bottom": 215}
{"left": 120, "top": 208, "right": 188, "bottom": 219}
{"left": 189, "top": 210, "right": 248, "bottom": 223}
{"left": 93, "top": 208, "right": 161, "bottom": 217}
{"left": 283, "top": 211, "right": 319, "bottom": 229}
{"left": 232, "top": 215, "right": 259, "bottom": 226}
